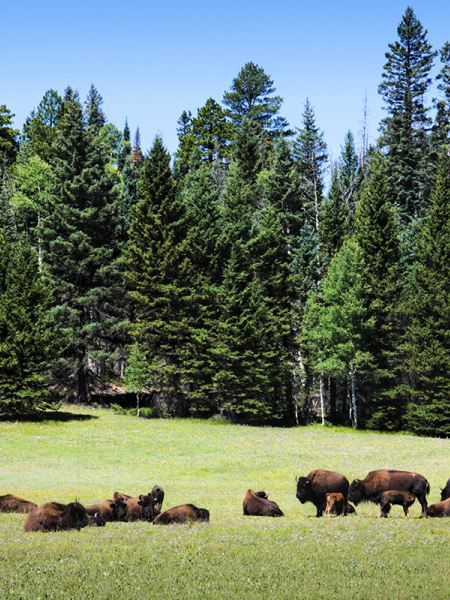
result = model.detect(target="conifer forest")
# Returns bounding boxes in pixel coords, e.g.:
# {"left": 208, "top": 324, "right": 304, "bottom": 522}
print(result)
{"left": 0, "top": 7, "right": 449, "bottom": 437}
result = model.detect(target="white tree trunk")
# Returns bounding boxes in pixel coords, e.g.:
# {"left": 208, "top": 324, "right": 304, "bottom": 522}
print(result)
{"left": 319, "top": 374, "right": 325, "bottom": 426}
{"left": 349, "top": 365, "right": 358, "bottom": 429}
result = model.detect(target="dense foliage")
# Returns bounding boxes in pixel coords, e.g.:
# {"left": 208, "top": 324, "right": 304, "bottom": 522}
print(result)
{"left": 0, "top": 8, "right": 448, "bottom": 434}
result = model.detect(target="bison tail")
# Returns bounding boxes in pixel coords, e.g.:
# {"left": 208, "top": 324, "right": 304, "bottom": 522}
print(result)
{"left": 426, "top": 482, "right": 430, "bottom": 496}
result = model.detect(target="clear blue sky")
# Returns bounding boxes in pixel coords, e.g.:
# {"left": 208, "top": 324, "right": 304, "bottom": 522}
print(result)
{"left": 2, "top": 1, "right": 449, "bottom": 166}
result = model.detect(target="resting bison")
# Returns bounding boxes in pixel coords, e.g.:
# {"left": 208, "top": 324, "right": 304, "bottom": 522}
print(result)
{"left": 296, "top": 470, "right": 349, "bottom": 517}
{"left": 325, "top": 492, "right": 346, "bottom": 516}
{"left": 84, "top": 498, "right": 127, "bottom": 522}
{"left": 426, "top": 498, "right": 450, "bottom": 517}
{"left": 24, "top": 501, "right": 102, "bottom": 532}
{"left": 113, "top": 486, "right": 164, "bottom": 521}
{"left": 153, "top": 504, "right": 210, "bottom": 525}
{"left": 349, "top": 470, "right": 430, "bottom": 516}
{"left": 379, "top": 490, "right": 415, "bottom": 518}
{"left": 440, "top": 479, "right": 450, "bottom": 501}
{"left": 0, "top": 494, "right": 37, "bottom": 513}
{"left": 243, "top": 489, "right": 284, "bottom": 517}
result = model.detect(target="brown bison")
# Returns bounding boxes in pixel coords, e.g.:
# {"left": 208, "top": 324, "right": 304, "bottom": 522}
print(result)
{"left": 378, "top": 490, "right": 415, "bottom": 518}
{"left": 296, "top": 470, "right": 349, "bottom": 517}
{"left": 113, "top": 486, "right": 164, "bottom": 521}
{"left": 153, "top": 504, "right": 210, "bottom": 525}
{"left": 348, "top": 470, "right": 430, "bottom": 516}
{"left": 325, "top": 492, "right": 346, "bottom": 516}
{"left": 24, "top": 501, "right": 103, "bottom": 532}
{"left": 84, "top": 498, "right": 127, "bottom": 522}
{"left": 346, "top": 502, "right": 357, "bottom": 515}
{"left": 440, "top": 479, "right": 450, "bottom": 501}
{"left": 243, "top": 489, "right": 284, "bottom": 517}
{"left": 426, "top": 498, "right": 450, "bottom": 517}
{"left": 0, "top": 494, "right": 37, "bottom": 513}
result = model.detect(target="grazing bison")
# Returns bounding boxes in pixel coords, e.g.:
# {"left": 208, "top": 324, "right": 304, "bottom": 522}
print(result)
{"left": 113, "top": 486, "right": 164, "bottom": 522}
{"left": 24, "top": 501, "right": 99, "bottom": 532}
{"left": 153, "top": 504, "right": 210, "bottom": 525}
{"left": 296, "top": 470, "right": 349, "bottom": 517}
{"left": 243, "top": 489, "right": 284, "bottom": 517}
{"left": 426, "top": 498, "right": 450, "bottom": 517}
{"left": 378, "top": 490, "right": 415, "bottom": 518}
{"left": 325, "top": 492, "right": 346, "bottom": 516}
{"left": 349, "top": 470, "right": 430, "bottom": 516}
{"left": 0, "top": 494, "right": 37, "bottom": 513}
{"left": 84, "top": 498, "right": 127, "bottom": 522}
{"left": 440, "top": 479, "right": 450, "bottom": 501}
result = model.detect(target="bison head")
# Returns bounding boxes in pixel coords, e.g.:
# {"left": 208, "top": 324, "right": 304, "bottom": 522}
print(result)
{"left": 66, "top": 502, "right": 89, "bottom": 530}
{"left": 88, "top": 511, "right": 106, "bottom": 527}
{"left": 138, "top": 493, "right": 160, "bottom": 521}
{"left": 348, "top": 480, "right": 366, "bottom": 505}
{"left": 112, "top": 499, "right": 127, "bottom": 521}
{"left": 196, "top": 508, "right": 210, "bottom": 522}
{"left": 150, "top": 485, "right": 164, "bottom": 516}
{"left": 296, "top": 477, "right": 312, "bottom": 503}
{"left": 440, "top": 483, "right": 450, "bottom": 502}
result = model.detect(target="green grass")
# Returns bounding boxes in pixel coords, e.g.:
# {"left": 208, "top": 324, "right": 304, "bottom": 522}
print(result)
{"left": 0, "top": 407, "right": 448, "bottom": 599}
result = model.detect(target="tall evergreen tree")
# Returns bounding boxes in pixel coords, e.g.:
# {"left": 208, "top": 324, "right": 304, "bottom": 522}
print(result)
{"left": 22, "top": 89, "right": 62, "bottom": 163}
{"left": 85, "top": 84, "right": 106, "bottom": 131}
{"left": 191, "top": 98, "right": 232, "bottom": 162}
{"left": 354, "top": 152, "right": 403, "bottom": 429}
{"left": 126, "top": 136, "right": 191, "bottom": 414}
{"left": 118, "top": 119, "right": 131, "bottom": 171}
{"left": 0, "top": 233, "right": 60, "bottom": 415}
{"left": 379, "top": 7, "right": 436, "bottom": 216}
{"left": 223, "top": 62, "right": 288, "bottom": 135}
{"left": 403, "top": 148, "right": 450, "bottom": 437}
{"left": 40, "top": 87, "right": 123, "bottom": 403}
{"left": 432, "top": 42, "right": 450, "bottom": 152}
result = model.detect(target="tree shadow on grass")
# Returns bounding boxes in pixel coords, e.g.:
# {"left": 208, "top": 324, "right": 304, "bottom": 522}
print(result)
{"left": 0, "top": 411, "right": 98, "bottom": 423}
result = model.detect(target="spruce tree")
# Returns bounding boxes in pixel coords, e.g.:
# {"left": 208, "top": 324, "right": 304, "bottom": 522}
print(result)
{"left": 403, "top": 148, "right": 450, "bottom": 437}
{"left": 431, "top": 42, "right": 450, "bottom": 153}
{"left": 379, "top": 7, "right": 436, "bottom": 216}
{"left": 354, "top": 152, "right": 403, "bottom": 429}
{"left": 191, "top": 98, "right": 232, "bottom": 162}
{"left": 0, "top": 105, "right": 18, "bottom": 170}
{"left": 118, "top": 119, "right": 131, "bottom": 171}
{"left": 22, "top": 89, "right": 62, "bottom": 163}
{"left": 0, "top": 233, "right": 60, "bottom": 415}
{"left": 40, "top": 87, "right": 122, "bottom": 403}
{"left": 126, "top": 136, "right": 191, "bottom": 414}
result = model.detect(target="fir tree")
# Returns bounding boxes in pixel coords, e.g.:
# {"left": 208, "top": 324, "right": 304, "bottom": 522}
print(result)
{"left": 431, "top": 42, "right": 450, "bottom": 153}
{"left": 379, "top": 7, "right": 436, "bottom": 216}
{"left": 354, "top": 152, "right": 403, "bottom": 429}
{"left": 118, "top": 119, "right": 131, "bottom": 171}
{"left": 0, "top": 233, "right": 60, "bottom": 415}
{"left": 403, "top": 148, "right": 450, "bottom": 437}
{"left": 191, "top": 98, "right": 232, "bottom": 162}
{"left": 174, "top": 110, "right": 195, "bottom": 180}
{"left": 126, "top": 136, "right": 191, "bottom": 414}
{"left": 40, "top": 87, "right": 123, "bottom": 403}
{"left": 85, "top": 84, "right": 106, "bottom": 131}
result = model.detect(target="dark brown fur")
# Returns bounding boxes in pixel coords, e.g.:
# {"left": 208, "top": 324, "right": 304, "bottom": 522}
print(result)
{"left": 114, "top": 486, "right": 164, "bottom": 522}
{"left": 243, "top": 489, "right": 284, "bottom": 517}
{"left": 24, "top": 502, "right": 90, "bottom": 532}
{"left": 325, "top": 492, "right": 346, "bottom": 516}
{"left": 84, "top": 499, "right": 126, "bottom": 521}
{"left": 0, "top": 494, "right": 37, "bottom": 513}
{"left": 426, "top": 498, "right": 450, "bottom": 517}
{"left": 378, "top": 490, "right": 415, "bottom": 518}
{"left": 296, "top": 470, "right": 349, "bottom": 517}
{"left": 153, "top": 504, "right": 210, "bottom": 525}
{"left": 349, "top": 470, "right": 430, "bottom": 516}
{"left": 440, "top": 478, "right": 450, "bottom": 502}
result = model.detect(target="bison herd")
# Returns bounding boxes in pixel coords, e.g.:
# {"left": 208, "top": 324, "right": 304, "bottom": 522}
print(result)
{"left": 1, "top": 470, "right": 449, "bottom": 533}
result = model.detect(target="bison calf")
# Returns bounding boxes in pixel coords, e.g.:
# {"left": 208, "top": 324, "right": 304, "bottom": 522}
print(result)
{"left": 426, "top": 498, "right": 450, "bottom": 517}
{"left": 113, "top": 486, "right": 164, "bottom": 522}
{"left": 0, "top": 494, "right": 37, "bottom": 513}
{"left": 153, "top": 504, "right": 210, "bottom": 525}
{"left": 84, "top": 499, "right": 126, "bottom": 522}
{"left": 24, "top": 502, "right": 92, "bottom": 532}
{"left": 378, "top": 490, "right": 415, "bottom": 518}
{"left": 243, "top": 489, "right": 284, "bottom": 517}
{"left": 325, "top": 492, "right": 346, "bottom": 516}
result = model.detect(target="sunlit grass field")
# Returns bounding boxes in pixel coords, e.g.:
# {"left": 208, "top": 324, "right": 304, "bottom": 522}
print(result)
{"left": 0, "top": 406, "right": 449, "bottom": 599}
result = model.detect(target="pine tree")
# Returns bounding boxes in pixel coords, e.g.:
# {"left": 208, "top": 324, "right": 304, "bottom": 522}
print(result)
{"left": 118, "top": 119, "right": 131, "bottom": 171}
{"left": 22, "top": 89, "right": 62, "bottom": 163}
{"left": 403, "top": 148, "right": 450, "bottom": 437}
{"left": 191, "top": 98, "right": 232, "bottom": 162}
{"left": 174, "top": 111, "right": 195, "bottom": 180}
{"left": 223, "top": 62, "right": 288, "bottom": 135}
{"left": 354, "top": 152, "right": 403, "bottom": 429}
{"left": 0, "top": 105, "right": 18, "bottom": 171}
{"left": 431, "top": 42, "right": 450, "bottom": 154}
{"left": 85, "top": 84, "right": 106, "bottom": 131}
{"left": 40, "top": 87, "right": 123, "bottom": 403}
{"left": 0, "top": 233, "right": 60, "bottom": 415}
{"left": 131, "top": 128, "right": 143, "bottom": 166}
{"left": 126, "top": 136, "right": 191, "bottom": 414}
{"left": 379, "top": 7, "right": 436, "bottom": 216}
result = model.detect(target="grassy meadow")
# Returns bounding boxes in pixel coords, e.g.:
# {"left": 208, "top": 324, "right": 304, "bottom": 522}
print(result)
{"left": 0, "top": 406, "right": 449, "bottom": 599}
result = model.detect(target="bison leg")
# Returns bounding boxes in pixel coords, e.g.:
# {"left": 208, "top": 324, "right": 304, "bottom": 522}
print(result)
{"left": 403, "top": 504, "right": 409, "bottom": 518}
{"left": 380, "top": 502, "right": 390, "bottom": 518}
{"left": 416, "top": 493, "right": 428, "bottom": 518}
